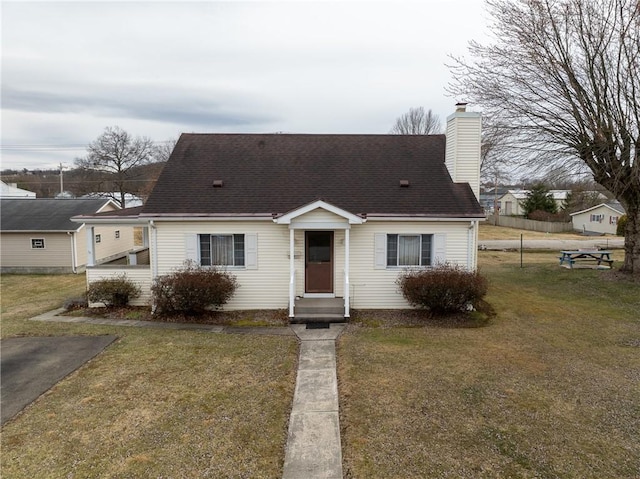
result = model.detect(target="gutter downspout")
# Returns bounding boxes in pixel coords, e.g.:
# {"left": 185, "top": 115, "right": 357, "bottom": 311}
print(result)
{"left": 289, "top": 228, "right": 295, "bottom": 318}
{"left": 149, "top": 220, "right": 158, "bottom": 313}
{"left": 468, "top": 220, "right": 477, "bottom": 270}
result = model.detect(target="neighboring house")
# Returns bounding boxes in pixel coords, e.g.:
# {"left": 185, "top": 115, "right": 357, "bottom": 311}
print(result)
{"left": 74, "top": 104, "right": 484, "bottom": 318}
{"left": 480, "top": 186, "right": 510, "bottom": 214}
{"left": 1, "top": 181, "right": 36, "bottom": 198}
{"left": 498, "top": 189, "right": 573, "bottom": 216}
{"left": 0, "top": 198, "right": 136, "bottom": 273}
{"left": 570, "top": 202, "right": 625, "bottom": 235}
{"left": 82, "top": 192, "right": 144, "bottom": 208}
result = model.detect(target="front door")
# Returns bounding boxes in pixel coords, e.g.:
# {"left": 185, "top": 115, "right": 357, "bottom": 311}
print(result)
{"left": 305, "top": 231, "right": 333, "bottom": 293}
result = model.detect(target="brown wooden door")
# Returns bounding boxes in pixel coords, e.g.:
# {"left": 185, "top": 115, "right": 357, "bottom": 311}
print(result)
{"left": 305, "top": 231, "right": 333, "bottom": 293}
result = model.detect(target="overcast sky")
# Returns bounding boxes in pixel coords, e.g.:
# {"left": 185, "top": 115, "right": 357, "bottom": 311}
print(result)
{"left": 1, "top": 1, "right": 489, "bottom": 171}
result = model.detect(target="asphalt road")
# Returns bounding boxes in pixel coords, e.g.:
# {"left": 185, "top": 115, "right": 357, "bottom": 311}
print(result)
{"left": 1, "top": 335, "right": 117, "bottom": 425}
{"left": 479, "top": 237, "right": 625, "bottom": 250}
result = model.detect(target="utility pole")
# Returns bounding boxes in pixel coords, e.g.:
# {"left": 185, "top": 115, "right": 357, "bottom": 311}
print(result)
{"left": 59, "top": 162, "right": 64, "bottom": 195}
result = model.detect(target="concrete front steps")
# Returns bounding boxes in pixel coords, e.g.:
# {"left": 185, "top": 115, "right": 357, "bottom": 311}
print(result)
{"left": 291, "top": 297, "right": 346, "bottom": 324}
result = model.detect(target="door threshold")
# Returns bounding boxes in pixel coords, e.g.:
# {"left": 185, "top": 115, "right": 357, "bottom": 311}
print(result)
{"left": 303, "top": 293, "right": 336, "bottom": 298}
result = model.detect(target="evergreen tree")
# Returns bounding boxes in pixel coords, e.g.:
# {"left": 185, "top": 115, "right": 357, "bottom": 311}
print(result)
{"left": 522, "top": 184, "right": 557, "bottom": 217}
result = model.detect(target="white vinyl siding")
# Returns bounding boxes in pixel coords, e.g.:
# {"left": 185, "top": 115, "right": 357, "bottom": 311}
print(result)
{"left": 570, "top": 205, "right": 623, "bottom": 235}
{"left": 1, "top": 233, "right": 72, "bottom": 268}
{"left": 445, "top": 113, "right": 482, "bottom": 200}
{"left": 151, "top": 219, "right": 474, "bottom": 311}
{"left": 351, "top": 222, "right": 470, "bottom": 309}
{"left": 158, "top": 222, "right": 288, "bottom": 310}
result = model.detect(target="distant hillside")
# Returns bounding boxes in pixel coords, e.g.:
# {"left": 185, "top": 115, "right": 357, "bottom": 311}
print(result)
{"left": 0, "top": 161, "right": 166, "bottom": 200}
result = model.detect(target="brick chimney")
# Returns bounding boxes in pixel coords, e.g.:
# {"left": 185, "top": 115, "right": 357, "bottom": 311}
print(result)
{"left": 445, "top": 102, "right": 482, "bottom": 200}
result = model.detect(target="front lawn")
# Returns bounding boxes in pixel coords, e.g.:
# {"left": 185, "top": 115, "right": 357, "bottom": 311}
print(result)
{"left": 1, "top": 274, "right": 298, "bottom": 478}
{"left": 338, "top": 250, "right": 640, "bottom": 478}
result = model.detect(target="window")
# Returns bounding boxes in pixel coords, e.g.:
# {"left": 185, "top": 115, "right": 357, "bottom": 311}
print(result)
{"left": 386, "top": 234, "right": 432, "bottom": 267}
{"left": 95, "top": 234, "right": 102, "bottom": 243}
{"left": 610, "top": 216, "right": 618, "bottom": 225}
{"left": 31, "top": 238, "right": 45, "bottom": 249}
{"left": 115, "top": 230, "right": 120, "bottom": 239}
{"left": 199, "top": 234, "right": 245, "bottom": 266}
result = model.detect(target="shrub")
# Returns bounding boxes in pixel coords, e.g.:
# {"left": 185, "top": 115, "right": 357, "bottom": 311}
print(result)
{"left": 396, "top": 264, "right": 488, "bottom": 314}
{"left": 616, "top": 215, "right": 627, "bottom": 236}
{"left": 63, "top": 296, "right": 88, "bottom": 311}
{"left": 87, "top": 275, "right": 141, "bottom": 307}
{"left": 152, "top": 261, "right": 238, "bottom": 315}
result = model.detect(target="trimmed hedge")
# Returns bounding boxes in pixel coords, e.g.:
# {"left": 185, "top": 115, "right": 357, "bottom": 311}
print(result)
{"left": 396, "top": 264, "right": 488, "bottom": 314}
{"left": 152, "top": 262, "right": 238, "bottom": 315}
{"left": 87, "top": 275, "right": 141, "bottom": 307}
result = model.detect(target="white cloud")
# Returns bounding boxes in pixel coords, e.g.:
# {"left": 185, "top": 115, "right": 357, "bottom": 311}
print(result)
{"left": 1, "top": 0, "right": 488, "bottom": 170}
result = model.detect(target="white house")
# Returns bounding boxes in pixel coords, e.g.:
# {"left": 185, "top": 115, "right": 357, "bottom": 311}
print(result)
{"left": 570, "top": 202, "right": 625, "bottom": 235}
{"left": 74, "top": 104, "right": 484, "bottom": 320}
{"left": 498, "top": 189, "right": 571, "bottom": 216}
{"left": 0, "top": 181, "right": 36, "bottom": 199}
{"left": 0, "top": 198, "right": 136, "bottom": 273}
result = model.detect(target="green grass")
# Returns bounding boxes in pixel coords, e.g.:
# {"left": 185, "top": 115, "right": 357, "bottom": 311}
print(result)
{"left": 338, "top": 251, "right": 640, "bottom": 478}
{"left": 4, "top": 256, "right": 639, "bottom": 478}
{"left": 1, "top": 275, "right": 298, "bottom": 478}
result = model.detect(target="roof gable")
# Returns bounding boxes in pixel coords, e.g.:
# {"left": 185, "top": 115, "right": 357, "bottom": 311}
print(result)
{"left": 143, "top": 134, "right": 483, "bottom": 218}
{"left": 570, "top": 202, "right": 625, "bottom": 217}
{"left": 276, "top": 200, "right": 364, "bottom": 225}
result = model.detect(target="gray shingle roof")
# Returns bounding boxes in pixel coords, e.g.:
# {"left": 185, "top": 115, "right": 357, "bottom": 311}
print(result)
{"left": 1, "top": 198, "right": 115, "bottom": 231}
{"left": 143, "top": 134, "right": 483, "bottom": 218}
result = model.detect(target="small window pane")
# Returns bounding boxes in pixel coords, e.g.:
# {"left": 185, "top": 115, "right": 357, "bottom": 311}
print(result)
{"left": 199, "top": 235, "right": 211, "bottom": 266}
{"left": 387, "top": 234, "right": 398, "bottom": 266}
{"left": 211, "top": 235, "right": 233, "bottom": 265}
{"left": 398, "top": 235, "right": 420, "bottom": 266}
{"left": 233, "top": 234, "right": 245, "bottom": 266}
{"left": 421, "top": 234, "right": 432, "bottom": 266}
{"left": 31, "top": 238, "right": 45, "bottom": 249}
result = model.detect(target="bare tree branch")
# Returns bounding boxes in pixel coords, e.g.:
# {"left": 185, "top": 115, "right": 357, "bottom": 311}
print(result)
{"left": 76, "top": 126, "right": 156, "bottom": 208}
{"left": 448, "top": 0, "right": 640, "bottom": 274}
{"left": 390, "top": 107, "right": 442, "bottom": 134}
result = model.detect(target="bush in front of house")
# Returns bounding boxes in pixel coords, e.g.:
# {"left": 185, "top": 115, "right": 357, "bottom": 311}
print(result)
{"left": 87, "top": 275, "right": 141, "bottom": 307}
{"left": 396, "top": 264, "right": 488, "bottom": 314}
{"left": 151, "top": 261, "right": 238, "bottom": 315}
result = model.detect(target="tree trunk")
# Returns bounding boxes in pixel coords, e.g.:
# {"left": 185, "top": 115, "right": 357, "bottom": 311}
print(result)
{"left": 621, "top": 206, "right": 640, "bottom": 276}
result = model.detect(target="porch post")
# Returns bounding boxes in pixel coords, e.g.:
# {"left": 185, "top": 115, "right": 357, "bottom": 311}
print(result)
{"left": 344, "top": 227, "right": 350, "bottom": 318}
{"left": 86, "top": 225, "right": 96, "bottom": 267}
{"left": 289, "top": 228, "right": 295, "bottom": 318}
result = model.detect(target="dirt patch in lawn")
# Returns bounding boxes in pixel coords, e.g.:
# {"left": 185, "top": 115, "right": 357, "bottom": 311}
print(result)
{"left": 64, "top": 306, "right": 290, "bottom": 327}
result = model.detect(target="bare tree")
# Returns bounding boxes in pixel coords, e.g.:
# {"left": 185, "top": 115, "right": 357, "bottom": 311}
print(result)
{"left": 154, "top": 138, "right": 177, "bottom": 163}
{"left": 390, "top": 107, "right": 442, "bottom": 134}
{"left": 449, "top": 0, "right": 640, "bottom": 275}
{"left": 76, "top": 126, "right": 156, "bottom": 208}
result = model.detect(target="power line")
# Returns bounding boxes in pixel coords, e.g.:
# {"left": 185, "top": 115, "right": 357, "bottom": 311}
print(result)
{"left": 1, "top": 140, "right": 174, "bottom": 151}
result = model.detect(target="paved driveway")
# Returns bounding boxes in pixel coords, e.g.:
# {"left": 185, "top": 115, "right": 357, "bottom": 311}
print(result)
{"left": 1, "top": 335, "right": 117, "bottom": 425}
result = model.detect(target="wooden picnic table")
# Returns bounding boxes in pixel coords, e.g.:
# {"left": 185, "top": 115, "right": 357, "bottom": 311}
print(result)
{"left": 558, "top": 250, "right": 613, "bottom": 269}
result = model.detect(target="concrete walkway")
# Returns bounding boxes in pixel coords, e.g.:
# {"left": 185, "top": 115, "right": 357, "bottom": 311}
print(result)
{"left": 283, "top": 324, "right": 346, "bottom": 479}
